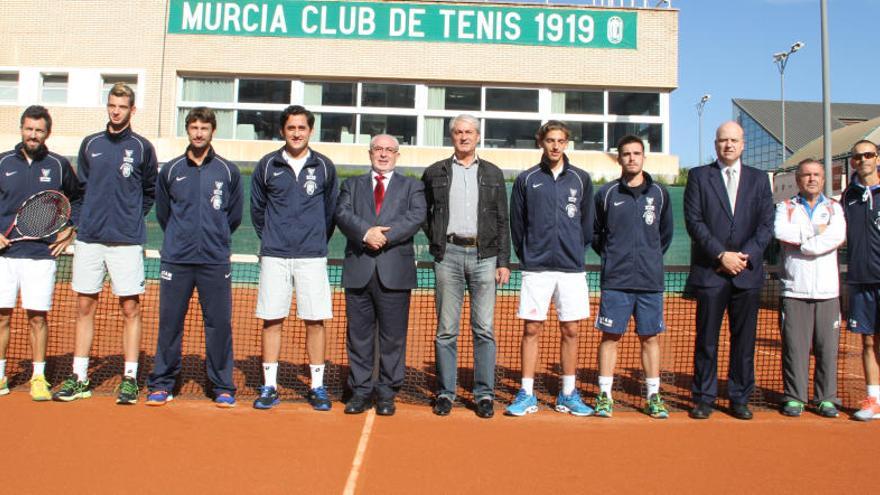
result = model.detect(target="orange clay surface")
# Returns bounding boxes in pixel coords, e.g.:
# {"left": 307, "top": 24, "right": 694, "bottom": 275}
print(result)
{"left": 1, "top": 391, "right": 878, "bottom": 495}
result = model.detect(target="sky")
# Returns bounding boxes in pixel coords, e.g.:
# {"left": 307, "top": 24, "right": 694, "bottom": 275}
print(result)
{"left": 669, "top": 0, "right": 880, "bottom": 167}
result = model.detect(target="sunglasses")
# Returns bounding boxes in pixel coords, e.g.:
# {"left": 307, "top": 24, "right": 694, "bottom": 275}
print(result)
{"left": 853, "top": 151, "right": 878, "bottom": 161}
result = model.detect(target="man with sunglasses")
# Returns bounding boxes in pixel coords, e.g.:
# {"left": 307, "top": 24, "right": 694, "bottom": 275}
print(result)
{"left": 842, "top": 140, "right": 880, "bottom": 421}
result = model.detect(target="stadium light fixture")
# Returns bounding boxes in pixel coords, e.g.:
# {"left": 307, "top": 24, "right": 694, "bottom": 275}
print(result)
{"left": 696, "top": 94, "right": 711, "bottom": 165}
{"left": 773, "top": 41, "right": 805, "bottom": 166}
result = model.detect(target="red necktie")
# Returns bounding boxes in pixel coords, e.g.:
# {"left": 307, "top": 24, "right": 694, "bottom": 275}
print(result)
{"left": 374, "top": 174, "right": 385, "bottom": 215}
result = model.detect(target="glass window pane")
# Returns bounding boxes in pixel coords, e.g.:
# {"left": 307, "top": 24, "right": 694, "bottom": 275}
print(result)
{"left": 424, "top": 117, "right": 453, "bottom": 147}
{"left": 359, "top": 115, "right": 417, "bottom": 145}
{"left": 176, "top": 108, "right": 233, "bottom": 140}
{"left": 554, "top": 91, "right": 603, "bottom": 114}
{"left": 305, "top": 82, "right": 356, "bottom": 107}
{"left": 0, "top": 73, "right": 18, "bottom": 103}
{"left": 41, "top": 74, "right": 67, "bottom": 103}
{"left": 609, "top": 92, "right": 659, "bottom": 116}
{"left": 428, "top": 86, "right": 481, "bottom": 111}
{"left": 236, "top": 110, "right": 282, "bottom": 140}
{"left": 101, "top": 75, "right": 138, "bottom": 104}
{"left": 484, "top": 119, "right": 541, "bottom": 149}
{"left": 361, "top": 83, "right": 415, "bottom": 108}
{"left": 485, "top": 88, "right": 538, "bottom": 112}
{"left": 609, "top": 123, "right": 662, "bottom": 153}
{"left": 317, "top": 113, "right": 356, "bottom": 143}
{"left": 568, "top": 122, "right": 604, "bottom": 151}
{"left": 181, "top": 78, "right": 234, "bottom": 102}
{"left": 238, "top": 79, "right": 290, "bottom": 104}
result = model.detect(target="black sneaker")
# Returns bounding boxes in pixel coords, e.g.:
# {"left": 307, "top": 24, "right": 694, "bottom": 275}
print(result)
{"left": 307, "top": 386, "right": 332, "bottom": 411}
{"left": 253, "top": 386, "right": 280, "bottom": 410}
{"left": 115, "top": 376, "right": 139, "bottom": 405}
{"left": 52, "top": 374, "right": 91, "bottom": 402}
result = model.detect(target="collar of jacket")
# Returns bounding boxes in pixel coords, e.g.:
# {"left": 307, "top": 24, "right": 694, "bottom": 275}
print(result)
{"left": 104, "top": 124, "right": 132, "bottom": 142}
{"left": 185, "top": 145, "right": 216, "bottom": 166}
{"left": 617, "top": 171, "right": 655, "bottom": 197}
{"left": 539, "top": 153, "right": 571, "bottom": 175}
{"left": 15, "top": 141, "right": 48, "bottom": 162}
{"left": 270, "top": 146, "right": 317, "bottom": 167}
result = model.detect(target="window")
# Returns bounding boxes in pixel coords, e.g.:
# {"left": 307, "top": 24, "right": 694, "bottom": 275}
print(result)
{"left": 236, "top": 110, "right": 282, "bottom": 140}
{"left": 316, "top": 113, "right": 356, "bottom": 143}
{"left": 609, "top": 92, "right": 659, "bottom": 116}
{"left": 181, "top": 78, "right": 234, "bottom": 103}
{"left": 361, "top": 83, "right": 415, "bottom": 108}
{"left": 609, "top": 123, "right": 662, "bottom": 152}
{"left": 484, "top": 119, "right": 541, "bottom": 149}
{"left": 0, "top": 73, "right": 17, "bottom": 103}
{"left": 424, "top": 117, "right": 454, "bottom": 147}
{"left": 177, "top": 108, "right": 234, "bottom": 140}
{"left": 305, "top": 82, "right": 356, "bottom": 107}
{"left": 238, "top": 79, "right": 290, "bottom": 104}
{"left": 41, "top": 73, "right": 68, "bottom": 103}
{"left": 552, "top": 90, "right": 602, "bottom": 114}
{"left": 567, "top": 122, "right": 604, "bottom": 151}
{"left": 101, "top": 74, "right": 138, "bottom": 104}
{"left": 427, "top": 86, "right": 480, "bottom": 111}
{"left": 359, "top": 115, "right": 417, "bottom": 145}
{"left": 486, "top": 88, "right": 538, "bottom": 112}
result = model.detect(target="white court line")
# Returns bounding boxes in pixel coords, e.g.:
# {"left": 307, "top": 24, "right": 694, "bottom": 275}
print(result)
{"left": 343, "top": 409, "right": 376, "bottom": 495}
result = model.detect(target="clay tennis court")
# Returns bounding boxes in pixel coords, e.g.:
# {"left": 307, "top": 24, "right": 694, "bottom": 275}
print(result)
{"left": 0, "top": 259, "right": 875, "bottom": 493}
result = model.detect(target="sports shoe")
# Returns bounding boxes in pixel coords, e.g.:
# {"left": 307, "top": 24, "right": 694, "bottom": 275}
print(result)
{"left": 504, "top": 389, "right": 538, "bottom": 416}
{"left": 0, "top": 376, "right": 9, "bottom": 396}
{"left": 253, "top": 385, "right": 280, "bottom": 410}
{"left": 145, "top": 390, "right": 173, "bottom": 406}
{"left": 115, "top": 376, "right": 139, "bottom": 405}
{"left": 52, "top": 374, "right": 92, "bottom": 402}
{"left": 594, "top": 392, "right": 614, "bottom": 418}
{"left": 854, "top": 396, "right": 880, "bottom": 421}
{"left": 644, "top": 393, "right": 669, "bottom": 419}
{"left": 555, "top": 391, "right": 594, "bottom": 416}
{"left": 30, "top": 375, "right": 51, "bottom": 401}
{"left": 817, "top": 401, "right": 839, "bottom": 418}
{"left": 307, "top": 386, "right": 332, "bottom": 411}
{"left": 781, "top": 400, "right": 804, "bottom": 417}
{"left": 215, "top": 393, "right": 236, "bottom": 408}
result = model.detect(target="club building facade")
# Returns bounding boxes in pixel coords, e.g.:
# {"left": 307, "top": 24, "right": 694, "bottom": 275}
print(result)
{"left": 0, "top": 0, "right": 679, "bottom": 178}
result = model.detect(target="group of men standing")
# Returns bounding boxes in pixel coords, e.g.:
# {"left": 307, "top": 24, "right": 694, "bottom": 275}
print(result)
{"left": 1, "top": 86, "right": 879, "bottom": 420}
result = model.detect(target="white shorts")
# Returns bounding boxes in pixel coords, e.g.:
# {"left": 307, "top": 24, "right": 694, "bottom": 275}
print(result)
{"left": 71, "top": 241, "right": 145, "bottom": 296}
{"left": 517, "top": 271, "right": 590, "bottom": 322}
{"left": 0, "top": 257, "right": 57, "bottom": 311}
{"left": 255, "top": 256, "right": 333, "bottom": 321}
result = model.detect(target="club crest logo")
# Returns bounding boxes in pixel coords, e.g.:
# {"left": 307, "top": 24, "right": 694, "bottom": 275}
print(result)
{"left": 39, "top": 168, "right": 51, "bottom": 182}
{"left": 121, "top": 149, "right": 134, "bottom": 178}
{"left": 566, "top": 203, "right": 578, "bottom": 218}
{"left": 304, "top": 180, "right": 317, "bottom": 196}
{"left": 210, "top": 181, "right": 224, "bottom": 210}
{"left": 643, "top": 196, "right": 656, "bottom": 225}
{"left": 568, "top": 188, "right": 578, "bottom": 203}
{"left": 875, "top": 211, "right": 880, "bottom": 231}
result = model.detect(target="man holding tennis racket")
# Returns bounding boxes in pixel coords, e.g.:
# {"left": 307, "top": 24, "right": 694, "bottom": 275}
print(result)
{"left": 146, "top": 107, "right": 242, "bottom": 408}
{"left": 53, "top": 83, "right": 157, "bottom": 405}
{"left": 0, "top": 105, "right": 82, "bottom": 400}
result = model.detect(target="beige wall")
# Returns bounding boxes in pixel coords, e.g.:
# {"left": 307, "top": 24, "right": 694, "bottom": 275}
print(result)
{"left": 0, "top": 0, "right": 679, "bottom": 177}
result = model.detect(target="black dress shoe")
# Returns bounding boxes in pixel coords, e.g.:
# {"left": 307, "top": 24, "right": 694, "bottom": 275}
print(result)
{"left": 731, "top": 403, "right": 753, "bottom": 420}
{"left": 375, "top": 398, "right": 396, "bottom": 416}
{"left": 433, "top": 396, "right": 453, "bottom": 416}
{"left": 475, "top": 398, "right": 494, "bottom": 419}
{"left": 344, "top": 395, "right": 370, "bottom": 414}
{"left": 689, "top": 402, "right": 713, "bottom": 419}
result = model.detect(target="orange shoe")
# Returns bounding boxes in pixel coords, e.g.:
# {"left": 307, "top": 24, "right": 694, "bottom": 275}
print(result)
{"left": 853, "top": 396, "right": 880, "bottom": 421}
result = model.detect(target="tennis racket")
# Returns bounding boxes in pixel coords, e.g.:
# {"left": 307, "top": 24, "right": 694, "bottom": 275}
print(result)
{"left": 2, "top": 190, "right": 71, "bottom": 244}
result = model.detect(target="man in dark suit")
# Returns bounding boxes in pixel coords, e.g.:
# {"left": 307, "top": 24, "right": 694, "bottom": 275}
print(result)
{"left": 684, "top": 121, "right": 774, "bottom": 420}
{"left": 335, "top": 134, "right": 426, "bottom": 416}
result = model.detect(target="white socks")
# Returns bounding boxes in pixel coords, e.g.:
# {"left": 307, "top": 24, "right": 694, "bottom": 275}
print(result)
{"left": 646, "top": 377, "right": 660, "bottom": 399}
{"left": 310, "top": 364, "right": 325, "bottom": 390}
{"left": 263, "top": 362, "right": 278, "bottom": 388}
{"left": 73, "top": 356, "right": 89, "bottom": 381}
{"left": 868, "top": 385, "right": 880, "bottom": 401}
{"left": 561, "top": 375, "right": 576, "bottom": 396}
{"left": 124, "top": 361, "right": 138, "bottom": 379}
{"left": 32, "top": 361, "right": 45, "bottom": 377}
{"left": 0, "top": 359, "right": 6, "bottom": 380}
{"left": 521, "top": 377, "right": 534, "bottom": 396}
{"left": 598, "top": 376, "right": 613, "bottom": 398}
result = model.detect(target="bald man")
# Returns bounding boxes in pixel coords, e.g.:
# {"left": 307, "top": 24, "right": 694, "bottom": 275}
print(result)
{"left": 683, "top": 121, "right": 774, "bottom": 420}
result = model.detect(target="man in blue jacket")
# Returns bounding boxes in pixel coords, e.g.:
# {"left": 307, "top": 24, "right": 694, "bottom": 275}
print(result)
{"left": 53, "top": 83, "right": 157, "bottom": 405}
{"left": 251, "top": 105, "right": 338, "bottom": 411}
{"left": 0, "top": 105, "right": 82, "bottom": 401}
{"left": 146, "top": 107, "right": 242, "bottom": 408}
{"left": 592, "top": 135, "right": 673, "bottom": 419}
{"left": 507, "top": 121, "right": 594, "bottom": 417}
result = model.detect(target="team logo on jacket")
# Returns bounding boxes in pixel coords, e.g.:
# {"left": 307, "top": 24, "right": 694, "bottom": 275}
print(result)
{"left": 211, "top": 181, "right": 224, "bottom": 210}
{"left": 643, "top": 197, "right": 656, "bottom": 225}
{"left": 304, "top": 168, "right": 317, "bottom": 196}
{"left": 120, "top": 149, "right": 134, "bottom": 178}
{"left": 40, "top": 168, "right": 51, "bottom": 182}
{"left": 566, "top": 188, "right": 578, "bottom": 218}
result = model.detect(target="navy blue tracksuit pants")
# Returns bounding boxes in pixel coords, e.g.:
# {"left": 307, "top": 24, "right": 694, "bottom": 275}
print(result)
{"left": 148, "top": 262, "right": 236, "bottom": 396}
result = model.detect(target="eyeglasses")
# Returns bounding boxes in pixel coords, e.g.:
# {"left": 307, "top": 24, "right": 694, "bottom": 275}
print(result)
{"left": 852, "top": 151, "right": 878, "bottom": 161}
{"left": 371, "top": 146, "right": 399, "bottom": 154}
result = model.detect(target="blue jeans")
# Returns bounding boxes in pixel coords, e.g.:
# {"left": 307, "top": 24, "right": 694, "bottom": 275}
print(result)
{"left": 434, "top": 244, "right": 497, "bottom": 401}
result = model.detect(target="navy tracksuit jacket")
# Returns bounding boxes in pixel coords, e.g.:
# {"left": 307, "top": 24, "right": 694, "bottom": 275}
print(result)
{"left": 148, "top": 147, "right": 242, "bottom": 396}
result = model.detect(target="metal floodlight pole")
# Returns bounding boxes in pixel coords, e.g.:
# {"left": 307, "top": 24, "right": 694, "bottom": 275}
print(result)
{"left": 697, "top": 94, "right": 710, "bottom": 165}
{"left": 773, "top": 41, "right": 805, "bottom": 167}
{"left": 820, "top": 0, "right": 833, "bottom": 196}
